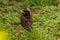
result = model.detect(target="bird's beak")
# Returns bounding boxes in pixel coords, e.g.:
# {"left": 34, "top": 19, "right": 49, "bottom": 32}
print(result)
{"left": 20, "top": 10, "right": 23, "bottom": 12}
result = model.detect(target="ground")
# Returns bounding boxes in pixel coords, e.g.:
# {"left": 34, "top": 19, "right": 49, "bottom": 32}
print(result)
{"left": 0, "top": 0, "right": 59, "bottom": 40}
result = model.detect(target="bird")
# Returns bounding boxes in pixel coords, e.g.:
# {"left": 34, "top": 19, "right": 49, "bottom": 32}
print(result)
{"left": 21, "top": 9, "right": 33, "bottom": 32}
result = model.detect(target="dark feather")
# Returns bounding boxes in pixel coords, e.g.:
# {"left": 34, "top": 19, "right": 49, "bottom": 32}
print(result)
{"left": 21, "top": 10, "right": 32, "bottom": 32}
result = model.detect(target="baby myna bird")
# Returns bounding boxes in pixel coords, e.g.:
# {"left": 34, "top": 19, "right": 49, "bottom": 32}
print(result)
{"left": 21, "top": 9, "right": 33, "bottom": 32}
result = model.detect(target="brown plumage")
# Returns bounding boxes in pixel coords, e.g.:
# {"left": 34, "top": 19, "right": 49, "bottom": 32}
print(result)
{"left": 21, "top": 9, "right": 33, "bottom": 32}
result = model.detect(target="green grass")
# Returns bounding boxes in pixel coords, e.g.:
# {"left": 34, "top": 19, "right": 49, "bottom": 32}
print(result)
{"left": 16, "top": 6, "right": 59, "bottom": 40}
{"left": 1, "top": 5, "right": 59, "bottom": 40}
{"left": 0, "top": 0, "right": 59, "bottom": 40}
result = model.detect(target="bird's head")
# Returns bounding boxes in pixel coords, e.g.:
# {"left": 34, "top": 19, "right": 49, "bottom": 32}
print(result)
{"left": 23, "top": 10, "right": 30, "bottom": 16}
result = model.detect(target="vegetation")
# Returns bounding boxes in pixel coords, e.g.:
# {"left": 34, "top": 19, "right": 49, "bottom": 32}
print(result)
{"left": 0, "top": 0, "right": 59, "bottom": 40}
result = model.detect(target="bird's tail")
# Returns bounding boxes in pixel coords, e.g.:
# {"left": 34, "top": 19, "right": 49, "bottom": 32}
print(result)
{"left": 24, "top": 27, "right": 32, "bottom": 32}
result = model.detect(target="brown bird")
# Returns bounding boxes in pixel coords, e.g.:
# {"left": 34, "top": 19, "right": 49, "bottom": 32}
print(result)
{"left": 21, "top": 9, "right": 33, "bottom": 32}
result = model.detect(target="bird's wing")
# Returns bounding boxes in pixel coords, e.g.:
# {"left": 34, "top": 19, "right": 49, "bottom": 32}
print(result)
{"left": 21, "top": 16, "right": 28, "bottom": 27}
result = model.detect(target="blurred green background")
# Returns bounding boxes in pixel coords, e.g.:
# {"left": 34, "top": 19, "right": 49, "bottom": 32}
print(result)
{"left": 0, "top": 0, "right": 59, "bottom": 40}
